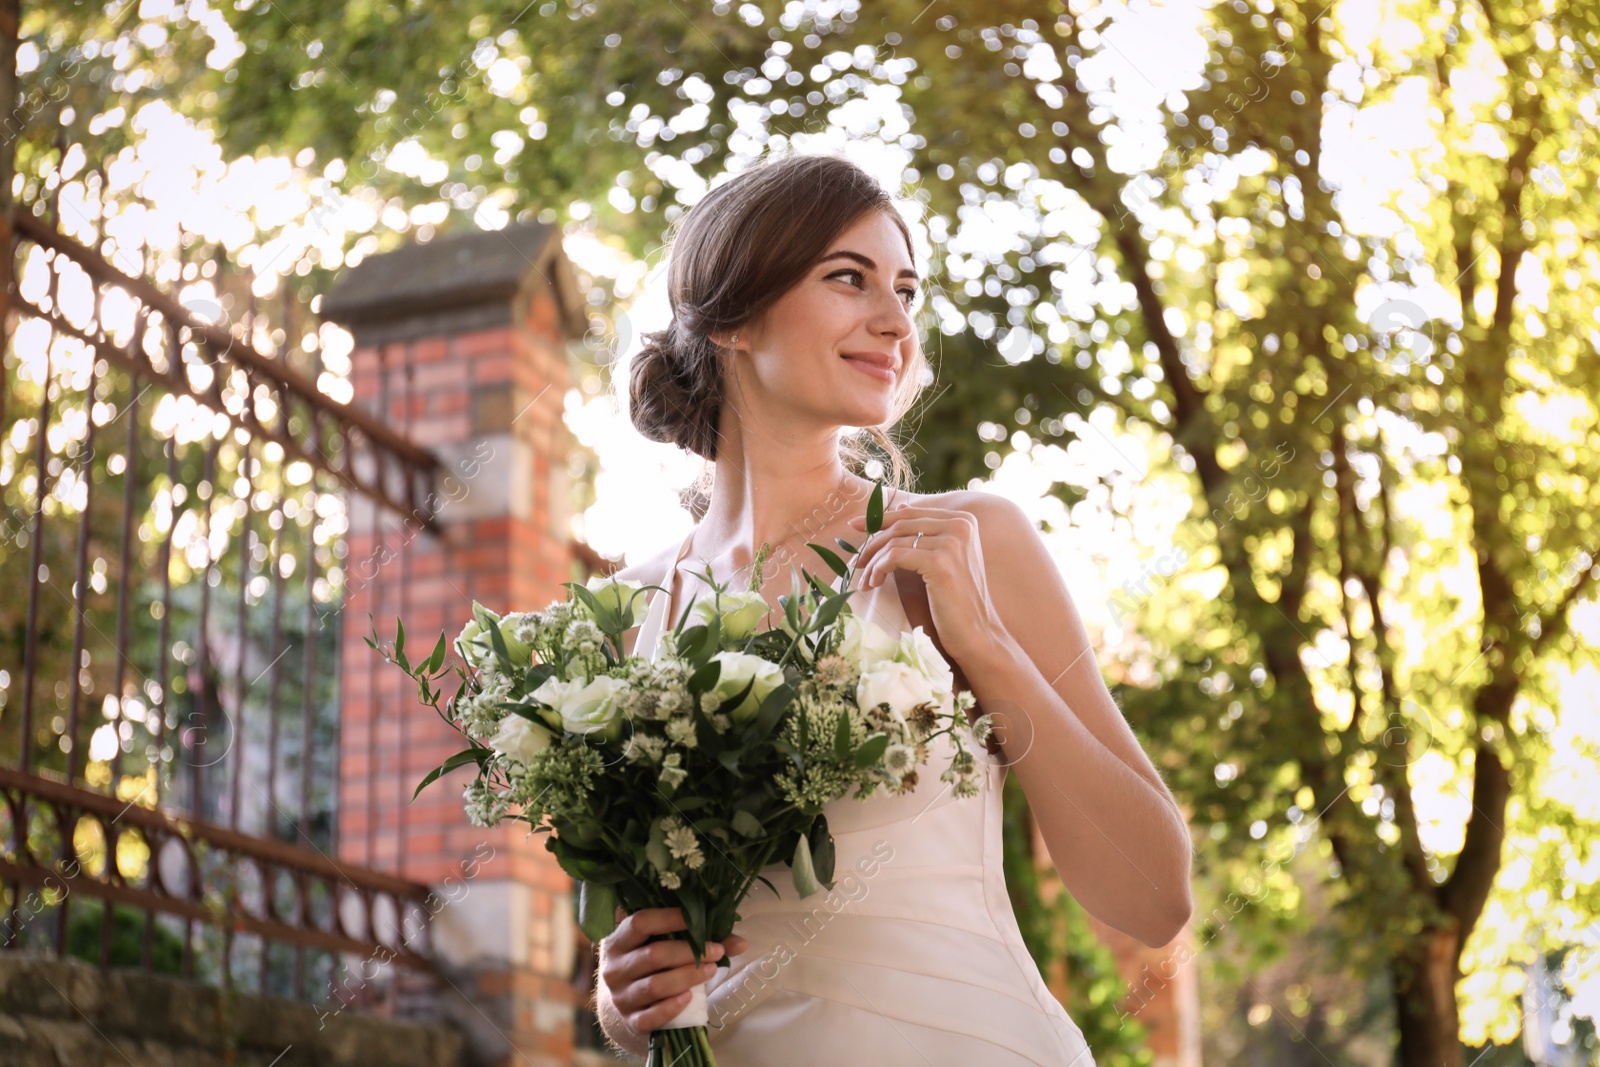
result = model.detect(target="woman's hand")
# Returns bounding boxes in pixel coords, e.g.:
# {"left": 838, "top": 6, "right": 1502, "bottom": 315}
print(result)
{"left": 847, "top": 503, "right": 1008, "bottom": 669}
{"left": 598, "top": 905, "right": 750, "bottom": 1035}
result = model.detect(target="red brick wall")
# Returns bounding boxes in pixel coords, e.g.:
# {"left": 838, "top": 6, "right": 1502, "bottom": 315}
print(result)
{"left": 338, "top": 278, "right": 580, "bottom": 1067}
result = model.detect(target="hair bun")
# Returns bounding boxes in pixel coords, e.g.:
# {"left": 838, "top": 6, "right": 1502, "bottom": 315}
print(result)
{"left": 629, "top": 323, "right": 718, "bottom": 458}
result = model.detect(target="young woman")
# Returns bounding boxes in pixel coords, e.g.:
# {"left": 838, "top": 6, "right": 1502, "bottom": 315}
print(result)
{"left": 599, "top": 149, "right": 1193, "bottom": 1065}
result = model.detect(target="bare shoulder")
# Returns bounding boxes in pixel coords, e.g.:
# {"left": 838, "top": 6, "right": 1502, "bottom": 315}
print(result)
{"left": 934, "top": 489, "right": 1042, "bottom": 575}
{"left": 921, "top": 488, "right": 1029, "bottom": 530}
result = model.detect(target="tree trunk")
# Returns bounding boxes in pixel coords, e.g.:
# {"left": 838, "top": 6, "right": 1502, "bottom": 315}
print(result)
{"left": 0, "top": 0, "right": 19, "bottom": 372}
{"left": 1393, "top": 926, "right": 1463, "bottom": 1067}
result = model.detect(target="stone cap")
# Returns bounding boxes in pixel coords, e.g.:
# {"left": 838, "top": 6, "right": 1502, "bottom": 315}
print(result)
{"left": 322, "top": 219, "right": 587, "bottom": 341}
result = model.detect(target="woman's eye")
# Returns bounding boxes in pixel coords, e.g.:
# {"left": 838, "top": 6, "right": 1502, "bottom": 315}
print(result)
{"left": 829, "top": 269, "right": 919, "bottom": 308}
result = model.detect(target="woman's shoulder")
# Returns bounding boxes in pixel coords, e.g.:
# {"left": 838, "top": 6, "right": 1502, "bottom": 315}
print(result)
{"left": 894, "top": 487, "right": 984, "bottom": 514}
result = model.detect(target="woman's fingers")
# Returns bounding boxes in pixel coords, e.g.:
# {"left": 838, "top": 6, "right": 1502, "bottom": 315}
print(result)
{"left": 628, "top": 985, "right": 699, "bottom": 1034}
{"left": 616, "top": 953, "right": 724, "bottom": 1029}
{"left": 609, "top": 934, "right": 713, "bottom": 986}
{"left": 602, "top": 906, "right": 686, "bottom": 955}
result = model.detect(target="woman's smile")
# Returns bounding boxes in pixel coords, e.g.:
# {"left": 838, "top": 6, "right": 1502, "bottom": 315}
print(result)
{"left": 841, "top": 350, "right": 897, "bottom": 383}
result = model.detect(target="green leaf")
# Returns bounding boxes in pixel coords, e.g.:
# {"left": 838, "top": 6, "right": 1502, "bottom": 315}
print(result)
{"left": 834, "top": 708, "right": 851, "bottom": 761}
{"left": 578, "top": 881, "right": 618, "bottom": 944}
{"left": 809, "top": 815, "right": 835, "bottom": 891}
{"left": 413, "top": 746, "right": 491, "bottom": 801}
{"left": 805, "top": 542, "right": 849, "bottom": 579}
{"left": 774, "top": 737, "right": 803, "bottom": 770}
{"left": 791, "top": 831, "right": 819, "bottom": 898}
{"left": 679, "top": 884, "right": 707, "bottom": 955}
{"left": 866, "top": 480, "right": 884, "bottom": 534}
{"left": 688, "top": 659, "right": 723, "bottom": 695}
{"left": 426, "top": 631, "right": 449, "bottom": 674}
{"left": 485, "top": 617, "right": 514, "bottom": 673}
{"left": 731, "top": 809, "right": 763, "bottom": 838}
{"left": 853, "top": 733, "right": 890, "bottom": 768}
{"left": 569, "top": 583, "right": 622, "bottom": 636}
{"left": 742, "top": 681, "right": 795, "bottom": 746}
{"left": 711, "top": 673, "right": 756, "bottom": 719}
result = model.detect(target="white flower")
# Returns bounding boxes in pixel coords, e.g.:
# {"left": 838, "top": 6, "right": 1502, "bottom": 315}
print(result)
{"left": 665, "top": 823, "right": 701, "bottom": 864}
{"left": 501, "top": 611, "right": 544, "bottom": 652}
{"left": 971, "top": 713, "right": 994, "bottom": 745}
{"left": 659, "top": 752, "right": 688, "bottom": 793}
{"left": 566, "top": 618, "right": 604, "bottom": 656}
{"left": 531, "top": 674, "right": 630, "bottom": 741}
{"left": 689, "top": 588, "right": 771, "bottom": 641}
{"left": 584, "top": 575, "right": 647, "bottom": 627}
{"left": 706, "top": 651, "right": 787, "bottom": 725}
{"left": 458, "top": 675, "right": 513, "bottom": 737}
{"left": 894, "top": 627, "right": 954, "bottom": 705}
{"left": 664, "top": 715, "right": 699, "bottom": 748}
{"left": 835, "top": 613, "right": 899, "bottom": 671}
{"left": 488, "top": 714, "right": 557, "bottom": 766}
{"left": 623, "top": 733, "right": 666, "bottom": 765}
{"left": 658, "top": 870, "right": 681, "bottom": 890}
{"left": 463, "top": 779, "right": 510, "bottom": 827}
{"left": 856, "top": 661, "right": 938, "bottom": 728}
{"left": 882, "top": 743, "right": 916, "bottom": 776}
{"left": 456, "top": 601, "right": 532, "bottom": 670}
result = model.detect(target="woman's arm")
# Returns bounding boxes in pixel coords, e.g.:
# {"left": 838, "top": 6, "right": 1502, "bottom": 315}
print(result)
{"left": 957, "top": 493, "right": 1195, "bottom": 948}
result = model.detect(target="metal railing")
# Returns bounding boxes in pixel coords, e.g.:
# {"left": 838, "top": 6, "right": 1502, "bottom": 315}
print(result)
{"left": 1, "top": 194, "right": 440, "bottom": 1003}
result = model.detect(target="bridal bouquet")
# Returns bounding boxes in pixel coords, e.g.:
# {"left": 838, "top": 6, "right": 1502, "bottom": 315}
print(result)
{"left": 369, "top": 482, "right": 993, "bottom": 1067}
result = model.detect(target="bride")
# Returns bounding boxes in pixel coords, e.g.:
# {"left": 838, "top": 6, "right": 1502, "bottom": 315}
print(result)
{"left": 599, "top": 148, "right": 1193, "bottom": 1065}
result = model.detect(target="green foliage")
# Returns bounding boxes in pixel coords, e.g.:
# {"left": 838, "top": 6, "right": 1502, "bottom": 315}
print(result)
{"left": 64, "top": 899, "right": 186, "bottom": 975}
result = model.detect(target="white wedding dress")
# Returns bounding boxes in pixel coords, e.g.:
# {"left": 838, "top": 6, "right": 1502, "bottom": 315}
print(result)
{"left": 630, "top": 528, "right": 1098, "bottom": 1066}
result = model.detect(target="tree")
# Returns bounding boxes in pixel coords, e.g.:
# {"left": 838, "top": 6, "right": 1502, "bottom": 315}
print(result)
{"left": 14, "top": 1, "right": 1599, "bottom": 1061}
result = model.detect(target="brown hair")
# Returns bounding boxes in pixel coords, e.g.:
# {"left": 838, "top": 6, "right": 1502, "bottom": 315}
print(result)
{"left": 628, "top": 148, "right": 927, "bottom": 520}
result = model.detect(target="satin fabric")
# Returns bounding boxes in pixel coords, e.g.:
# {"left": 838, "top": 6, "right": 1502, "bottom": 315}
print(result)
{"left": 630, "top": 529, "right": 1097, "bottom": 1066}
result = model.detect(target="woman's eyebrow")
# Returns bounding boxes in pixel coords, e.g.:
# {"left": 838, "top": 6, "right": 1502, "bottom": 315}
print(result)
{"left": 818, "top": 250, "right": 920, "bottom": 284}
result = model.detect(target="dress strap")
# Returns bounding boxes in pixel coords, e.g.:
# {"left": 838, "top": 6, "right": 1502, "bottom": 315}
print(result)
{"left": 660, "top": 526, "right": 698, "bottom": 630}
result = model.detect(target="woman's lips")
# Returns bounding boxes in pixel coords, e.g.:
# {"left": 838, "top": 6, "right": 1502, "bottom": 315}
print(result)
{"left": 842, "top": 355, "right": 895, "bottom": 383}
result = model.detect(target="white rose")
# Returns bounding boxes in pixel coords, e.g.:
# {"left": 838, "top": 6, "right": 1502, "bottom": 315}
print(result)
{"left": 689, "top": 588, "right": 771, "bottom": 642}
{"left": 585, "top": 575, "right": 647, "bottom": 628}
{"left": 857, "top": 660, "right": 938, "bottom": 730}
{"left": 531, "top": 674, "right": 630, "bottom": 741}
{"left": 456, "top": 600, "right": 532, "bottom": 669}
{"left": 895, "top": 627, "right": 954, "bottom": 703}
{"left": 706, "top": 651, "right": 787, "bottom": 725}
{"left": 835, "top": 613, "right": 899, "bottom": 671}
{"left": 489, "top": 714, "right": 557, "bottom": 766}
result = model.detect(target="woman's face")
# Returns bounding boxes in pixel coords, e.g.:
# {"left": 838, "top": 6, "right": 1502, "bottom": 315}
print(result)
{"left": 723, "top": 209, "right": 922, "bottom": 431}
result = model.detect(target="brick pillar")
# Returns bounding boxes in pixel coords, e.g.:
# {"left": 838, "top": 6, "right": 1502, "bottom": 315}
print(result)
{"left": 324, "top": 221, "right": 589, "bottom": 1067}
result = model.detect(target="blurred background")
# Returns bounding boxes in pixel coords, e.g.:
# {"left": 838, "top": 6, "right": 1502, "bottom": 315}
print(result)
{"left": 0, "top": 1, "right": 1596, "bottom": 1065}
